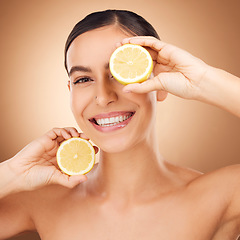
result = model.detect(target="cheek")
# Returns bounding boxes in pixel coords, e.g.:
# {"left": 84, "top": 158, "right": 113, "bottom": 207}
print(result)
{"left": 133, "top": 91, "right": 157, "bottom": 128}
{"left": 70, "top": 89, "right": 91, "bottom": 120}
{"left": 131, "top": 91, "right": 156, "bottom": 112}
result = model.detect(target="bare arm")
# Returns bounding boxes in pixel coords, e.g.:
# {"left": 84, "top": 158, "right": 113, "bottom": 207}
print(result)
{"left": 0, "top": 160, "right": 18, "bottom": 199}
{"left": 199, "top": 67, "right": 240, "bottom": 118}
{"left": 0, "top": 161, "right": 35, "bottom": 238}
{"left": 220, "top": 165, "right": 240, "bottom": 229}
{"left": 120, "top": 36, "right": 240, "bottom": 118}
{"left": 0, "top": 192, "right": 35, "bottom": 239}
{"left": 0, "top": 128, "right": 90, "bottom": 238}
{"left": 187, "top": 164, "right": 240, "bottom": 237}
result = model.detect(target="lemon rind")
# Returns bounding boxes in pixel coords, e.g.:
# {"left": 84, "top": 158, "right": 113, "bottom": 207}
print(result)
{"left": 109, "top": 44, "right": 153, "bottom": 85}
{"left": 56, "top": 138, "right": 95, "bottom": 176}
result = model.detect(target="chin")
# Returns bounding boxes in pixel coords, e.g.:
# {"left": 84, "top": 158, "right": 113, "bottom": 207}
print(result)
{"left": 94, "top": 132, "right": 144, "bottom": 154}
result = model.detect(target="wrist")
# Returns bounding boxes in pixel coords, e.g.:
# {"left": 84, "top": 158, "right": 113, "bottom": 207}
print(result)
{"left": 198, "top": 66, "right": 240, "bottom": 117}
{"left": 0, "top": 159, "right": 22, "bottom": 198}
{"left": 196, "top": 65, "right": 218, "bottom": 102}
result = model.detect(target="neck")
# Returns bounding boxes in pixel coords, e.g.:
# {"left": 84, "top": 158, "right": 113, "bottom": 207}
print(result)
{"left": 92, "top": 132, "right": 170, "bottom": 203}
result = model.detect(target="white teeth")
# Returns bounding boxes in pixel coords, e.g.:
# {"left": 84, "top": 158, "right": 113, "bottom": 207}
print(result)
{"left": 95, "top": 113, "right": 133, "bottom": 127}
{"left": 103, "top": 118, "right": 109, "bottom": 124}
{"left": 110, "top": 117, "right": 114, "bottom": 123}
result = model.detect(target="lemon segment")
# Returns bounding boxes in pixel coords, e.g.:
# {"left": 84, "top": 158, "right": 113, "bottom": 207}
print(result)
{"left": 109, "top": 44, "right": 153, "bottom": 85}
{"left": 56, "top": 138, "right": 95, "bottom": 175}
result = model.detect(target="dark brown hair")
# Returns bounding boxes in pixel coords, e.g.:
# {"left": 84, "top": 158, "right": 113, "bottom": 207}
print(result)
{"left": 64, "top": 9, "right": 160, "bottom": 73}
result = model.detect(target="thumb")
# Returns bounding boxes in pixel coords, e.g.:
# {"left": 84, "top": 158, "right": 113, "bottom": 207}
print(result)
{"left": 50, "top": 171, "right": 87, "bottom": 188}
{"left": 123, "top": 76, "right": 164, "bottom": 94}
{"left": 123, "top": 72, "right": 185, "bottom": 97}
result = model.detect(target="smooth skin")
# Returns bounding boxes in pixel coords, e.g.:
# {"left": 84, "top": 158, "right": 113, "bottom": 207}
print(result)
{"left": 0, "top": 25, "right": 240, "bottom": 240}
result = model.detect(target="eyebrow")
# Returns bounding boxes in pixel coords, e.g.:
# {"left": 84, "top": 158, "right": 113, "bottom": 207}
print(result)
{"left": 68, "top": 65, "right": 92, "bottom": 77}
{"left": 68, "top": 63, "right": 109, "bottom": 77}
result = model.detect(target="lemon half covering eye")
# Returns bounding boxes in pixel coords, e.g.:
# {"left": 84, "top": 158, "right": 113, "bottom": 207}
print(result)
{"left": 109, "top": 44, "right": 153, "bottom": 85}
{"left": 57, "top": 138, "right": 95, "bottom": 176}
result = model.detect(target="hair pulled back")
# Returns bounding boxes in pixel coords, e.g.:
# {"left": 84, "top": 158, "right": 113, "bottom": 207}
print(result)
{"left": 64, "top": 9, "right": 160, "bottom": 72}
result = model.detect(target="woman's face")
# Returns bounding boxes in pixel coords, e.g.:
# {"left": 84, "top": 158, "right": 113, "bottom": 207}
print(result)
{"left": 66, "top": 25, "right": 157, "bottom": 153}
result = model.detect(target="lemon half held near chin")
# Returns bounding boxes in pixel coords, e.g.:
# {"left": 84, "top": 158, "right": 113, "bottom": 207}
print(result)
{"left": 109, "top": 44, "right": 153, "bottom": 85}
{"left": 56, "top": 138, "right": 95, "bottom": 176}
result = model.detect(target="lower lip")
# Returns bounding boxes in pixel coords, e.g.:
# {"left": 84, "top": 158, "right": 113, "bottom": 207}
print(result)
{"left": 90, "top": 114, "right": 134, "bottom": 133}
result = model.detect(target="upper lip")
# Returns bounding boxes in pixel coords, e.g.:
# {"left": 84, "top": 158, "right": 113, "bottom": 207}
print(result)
{"left": 91, "top": 111, "right": 134, "bottom": 119}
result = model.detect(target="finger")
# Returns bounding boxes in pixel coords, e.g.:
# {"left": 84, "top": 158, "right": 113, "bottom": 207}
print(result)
{"left": 46, "top": 128, "right": 72, "bottom": 140}
{"left": 121, "top": 37, "right": 195, "bottom": 67}
{"left": 123, "top": 77, "right": 165, "bottom": 94}
{"left": 93, "top": 145, "right": 99, "bottom": 154}
{"left": 63, "top": 127, "right": 80, "bottom": 138}
{"left": 122, "top": 36, "right": 167, "bottom": 52}
{"left": 79, "top": 132, "right": 90, "bottom": 140}
{"left": 49, "top": 129, "right": 98, "bottom": 154}
{"left": 123, "top": 72, "right": 186, "bottom": 97}
{"left": 122, "top": 37, "right": 174, "bottom": 66}
{"left": 78, "top": 133, "right": 99, "bottom": 154}
{"left": 157, "top": 90, "right": 168, "bottom": 102}
{"left": 50, "top": 170, "right": 88, "bottom": 188}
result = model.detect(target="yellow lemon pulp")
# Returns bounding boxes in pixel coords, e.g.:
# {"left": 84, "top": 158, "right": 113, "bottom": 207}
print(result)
{"left": 56, "top": 138, "right": 95, "bottom": 175}
{"left": 109, "top": 44, "right": 153, "bottom": 85}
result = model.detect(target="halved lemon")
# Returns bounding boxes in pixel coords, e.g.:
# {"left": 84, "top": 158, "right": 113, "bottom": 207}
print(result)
{"left": 56, "top": 138, "right": 95, "bottom": 175}
{"left": 109, "top": 44, "right": 153, "bottom": 85}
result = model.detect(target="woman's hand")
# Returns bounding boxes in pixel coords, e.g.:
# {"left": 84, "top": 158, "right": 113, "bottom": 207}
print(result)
{"left": 3, "top": 128, "right": 97, "bottom": 193}
{"left": 120, "top": 36, "right": 210, "bottom": 101}
{"left": 120, "top": 36, "right": 240, "bottom": 117}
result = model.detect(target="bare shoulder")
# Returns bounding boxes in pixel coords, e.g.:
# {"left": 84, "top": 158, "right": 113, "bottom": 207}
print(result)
{"left": 0, "top": 189, "right": 37, "bottom": 238}
{"left": 168, "top": 161, "right": 240, "bottom": 191}
{"left": 164, "top": 160, "right": 203, "bottom": 184}
{"left": 167, "top": 163, "right": 240, "bottom": 237}
{"left": 188, "top": 164, "right": 240, "bottom": 230}
{"left": 28, "top": 163, "right": 99, "bottom": 205}
{"left": 188, "top": 164, "right": 240, "bottom": 193}
{"left": 167, "top": 161, "right": 240, "bottom": 213}
{"left": 24, "top": 166, "right": 100, "bottom": 232}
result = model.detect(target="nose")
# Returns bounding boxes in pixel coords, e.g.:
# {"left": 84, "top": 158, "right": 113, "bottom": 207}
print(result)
{"left": 95, "top": 78, "right": 118, "bottom": 106}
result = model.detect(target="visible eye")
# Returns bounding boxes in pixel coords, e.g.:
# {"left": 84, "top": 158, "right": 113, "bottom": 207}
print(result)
{"left": 73, "top": 77, "right": 93, "bottom": 85}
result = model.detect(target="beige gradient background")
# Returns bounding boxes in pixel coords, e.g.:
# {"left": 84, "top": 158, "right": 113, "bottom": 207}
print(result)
{"left": 0, "top": 0, "right": 239, "bottom": 239}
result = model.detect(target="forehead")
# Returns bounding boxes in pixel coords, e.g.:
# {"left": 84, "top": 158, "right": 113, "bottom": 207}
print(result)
{"left": 66, "top": 26, "right": 133, "bottom": 71}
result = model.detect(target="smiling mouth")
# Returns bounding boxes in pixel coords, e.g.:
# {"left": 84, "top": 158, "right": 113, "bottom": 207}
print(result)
{"left": 89, "top": 112, "right": 135, "bottom": 127}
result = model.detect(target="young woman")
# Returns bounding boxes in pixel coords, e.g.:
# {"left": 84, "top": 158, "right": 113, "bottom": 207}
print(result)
{"left": 0, "top": 9, "right": 240, "bottom": 240}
